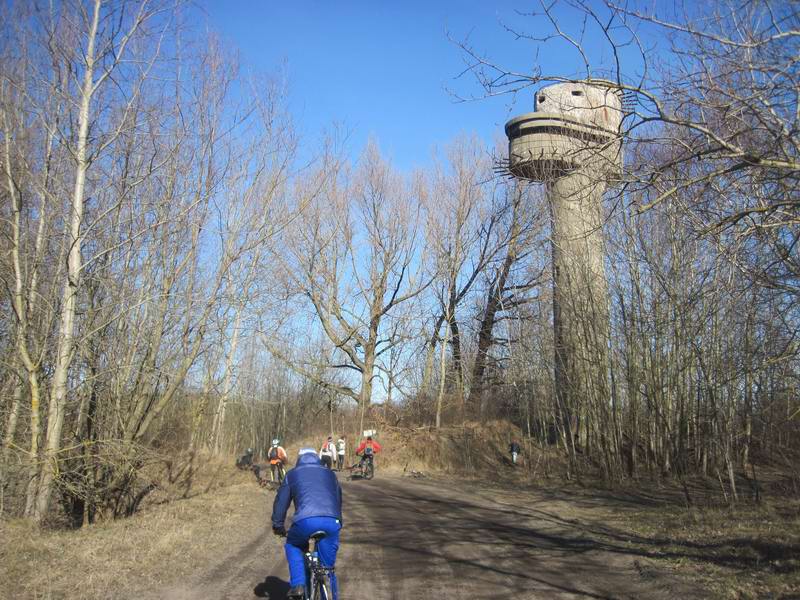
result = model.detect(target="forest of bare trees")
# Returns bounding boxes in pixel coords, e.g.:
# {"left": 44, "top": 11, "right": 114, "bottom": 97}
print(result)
{"left": 1, "top": 0, "right": 798, "bottom": 526}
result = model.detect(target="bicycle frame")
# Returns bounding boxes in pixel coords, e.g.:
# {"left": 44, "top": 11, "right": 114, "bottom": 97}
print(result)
{"left": 304, "top": 532, "right": 334, "bottom": 600}
{"left": 349, "top": 454, "right": 374, "bottom": 480}
{"left": 270, "top": 462, "right": 286, "bottom": 483}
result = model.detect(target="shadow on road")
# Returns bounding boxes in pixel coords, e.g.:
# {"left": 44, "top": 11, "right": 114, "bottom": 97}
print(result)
{"left": 254, "top": 575, "right": 290, "bottom": 599}
{"left": 340, "top": 477, "right": 706, "bottom": 598}
{"left": 411, "top": 479, "right": 800, "bottom": 574}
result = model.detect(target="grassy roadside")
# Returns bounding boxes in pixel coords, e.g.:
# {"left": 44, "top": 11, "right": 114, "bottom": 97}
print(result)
{"left": 610, "top": 498, "right": 800, "bottom": 599}
{"left": 0, "top": 455, "right": 272, "bottom": 600}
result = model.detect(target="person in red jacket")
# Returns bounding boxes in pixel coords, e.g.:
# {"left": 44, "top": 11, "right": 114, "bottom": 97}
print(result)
{"left": 355, "top": 435, "right": 381, "bottom": 471}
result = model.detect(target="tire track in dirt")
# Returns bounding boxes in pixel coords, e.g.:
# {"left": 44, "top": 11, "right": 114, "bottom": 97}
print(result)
{"left": 334, "top": 475, "right": 703, "bottom": 600}
{"left": 137, "top": 487, "right": 288, "bottom": 600}
{"left": 143, "top": 473, "right": 703, "bottom": 599}
{"left": 338, "top": 476, "right": 458, "bottom": 599}
{"left": 140, "top": 527, "right": 278, "bottom": 600}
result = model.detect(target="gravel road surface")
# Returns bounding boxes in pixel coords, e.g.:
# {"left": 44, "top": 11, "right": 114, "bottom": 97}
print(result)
{"left": 147, "top": 474, "right": 702, "bottom": 600}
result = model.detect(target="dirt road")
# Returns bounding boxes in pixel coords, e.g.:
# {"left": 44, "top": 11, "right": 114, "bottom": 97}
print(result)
{"left": 148, "top": 474, "right": 701, "bottom": 600}
{"left": 336, "top": 475, "right": 698, "bottom": 600}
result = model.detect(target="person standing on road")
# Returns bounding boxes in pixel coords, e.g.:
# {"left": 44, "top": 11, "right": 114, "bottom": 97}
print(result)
{"left": 272, "top": 448, "right": 343, "bottom": 600}
{"left": 319, "top": 436, "right": 335, "bottom": 469}
{"left": 336, "top": 436, "right": 346, "bottom": 471}
{"left": 509, "top": 440, "right": 521, "bottom": 465}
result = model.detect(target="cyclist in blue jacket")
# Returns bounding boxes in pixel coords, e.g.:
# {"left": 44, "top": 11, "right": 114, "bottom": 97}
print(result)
{"left": 272, "top": 447, "right": 343, "bottom": 599}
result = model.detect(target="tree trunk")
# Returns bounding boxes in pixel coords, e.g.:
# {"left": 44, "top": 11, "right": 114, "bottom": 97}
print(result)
{"left": 435, "top": 312, "right": 450, "bottom": 428}
{"left": 212, "top": 308, "right": 242, "bottom": 455}
{"left": 468, "top": 190, "right": 522, "bottom": 417}
{"left": 34, "top": 0, "right": 101, "bottom": 521}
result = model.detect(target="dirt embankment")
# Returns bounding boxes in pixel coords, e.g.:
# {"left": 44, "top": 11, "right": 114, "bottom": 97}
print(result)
{"left": 288, "top": 419, "right": 546, "bottom": 480}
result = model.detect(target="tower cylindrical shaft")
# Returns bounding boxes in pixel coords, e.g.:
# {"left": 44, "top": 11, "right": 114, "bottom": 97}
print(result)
{"left": 504, "top": 80, "right": 623, "bottom": 465}
{"left": 549, "top": 171, "right": 610, "bottom": 451}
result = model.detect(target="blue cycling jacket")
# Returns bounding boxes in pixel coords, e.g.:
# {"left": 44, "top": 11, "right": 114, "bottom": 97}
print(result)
{"left": 271, "top": 452, "right": 343, "bottom": 528}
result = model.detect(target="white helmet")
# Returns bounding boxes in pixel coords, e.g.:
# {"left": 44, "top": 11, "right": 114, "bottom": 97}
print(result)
{"left": 272, "top": 439, "right": 280, "bottom": 446}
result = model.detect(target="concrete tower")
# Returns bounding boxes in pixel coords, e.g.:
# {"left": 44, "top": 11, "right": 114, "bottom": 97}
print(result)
{"left": 505, "top": 80, "right": 623, "bottom": 452}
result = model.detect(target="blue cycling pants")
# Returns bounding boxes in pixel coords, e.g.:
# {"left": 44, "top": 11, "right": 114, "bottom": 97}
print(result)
{"left": 285, "top": 516, "right": 341, "bottom": 598}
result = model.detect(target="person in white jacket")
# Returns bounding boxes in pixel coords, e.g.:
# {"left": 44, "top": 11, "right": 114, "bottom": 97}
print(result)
{"left": 319, "top": 436, "right": 336, "bottom": 469}
{"left": 336, "top": 436, "right": 346, "bottom": 471}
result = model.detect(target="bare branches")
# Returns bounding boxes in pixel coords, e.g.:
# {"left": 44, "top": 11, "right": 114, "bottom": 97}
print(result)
{"left": 0, "top": 0, "right": 308, "bottom": 521}
{"left": 268, "top": 141, "right": 431, "bottom": 423}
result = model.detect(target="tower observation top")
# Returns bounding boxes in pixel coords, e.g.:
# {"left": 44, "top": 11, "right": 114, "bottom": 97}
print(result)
{"left": 505, "top": 79, "right": 624, "bottom": 181}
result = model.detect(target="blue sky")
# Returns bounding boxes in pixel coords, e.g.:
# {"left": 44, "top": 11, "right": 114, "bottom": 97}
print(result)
{"left": 200, "top": 1, "right": 629, "bottom": 172}
{"left": 195, "top": 1, "right": 652, "bottom": 403}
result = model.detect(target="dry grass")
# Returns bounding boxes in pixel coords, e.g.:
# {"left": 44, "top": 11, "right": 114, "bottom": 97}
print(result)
{"left": 0, "top": 453, "right": 266, "bottom": 600}
{"left": 606, "top": 491, "right": 800, "bottom": 599}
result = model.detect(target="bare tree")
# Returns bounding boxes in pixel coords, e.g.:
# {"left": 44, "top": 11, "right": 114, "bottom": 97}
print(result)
{"left": 0, "top": 0, "right": 178, "bottom": 521}
{"left": 271, "top": 141, "right": 431, "bottom": 433}
{"left": 0, "top": 1, "right": 303, "bottom": 522}
{"left": 468, "top": 182, "right": 544, "bottom": 420}
{"left": 453, "top": 0, "right": 800, "bottom": 481}
{"left": 422, "top": 136, "right": 503, "bottom": 425}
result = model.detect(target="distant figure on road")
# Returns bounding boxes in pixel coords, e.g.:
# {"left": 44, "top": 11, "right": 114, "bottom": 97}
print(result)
{"left": 319, "top": 436, "right": 336, "bottom": 469}
{"left": 236, "top": 447, "right": 254, "bottom": 469}
{"left": 336, "top": 436, "right": 346, "bottom": 471}
{"left": 272, "top": 448, "right": 343, "bottom": 599}
{"left": 355, "top": 435, "right": 381, "bottom": 471}
{"left": 268, "top": 439, "right": 288, "bottom": 482}
{"left": 509, "top": 440, "right": 521, "bottom": 465}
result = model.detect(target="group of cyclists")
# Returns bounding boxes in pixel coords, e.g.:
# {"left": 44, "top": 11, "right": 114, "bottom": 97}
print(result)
{"left": 258, "top": 433, "right": 380, "bottom": 599}
{"left": 253, "top": 433, "right": 520, "bottom": 599}
{"left": 260, "top": 434, "right": 381, "bottom": 480}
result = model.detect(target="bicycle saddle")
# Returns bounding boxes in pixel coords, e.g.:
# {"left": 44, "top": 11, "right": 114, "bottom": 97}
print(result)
{"left": 309, "top": 530, "right": 327, "bottom": 541}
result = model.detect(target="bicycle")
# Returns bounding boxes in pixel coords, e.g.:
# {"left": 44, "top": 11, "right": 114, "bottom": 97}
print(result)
{"left": 270, "top": 461, "right": 286, "bottom": 484}
{"left": 349, "top": 455, "right": 374, "bottom": 480}
{"left": 252, "top": 463, "right": 269, "bottom": 487}
{"left": 302, "top": 530, "right": 334, "bottom": 600}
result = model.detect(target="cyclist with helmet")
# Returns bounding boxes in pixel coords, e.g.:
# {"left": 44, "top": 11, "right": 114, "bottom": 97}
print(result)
{"left": 272, "top": 447, "right": 343, "bottom": 599}
{"left": 268, "top": 439, "right": 288, "bottom": 483}
{"left": 236, "top": 447, "right": 254, "bottom": 469}
{"left": 355, "top": 435, "right": 381, "bottom": 472}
